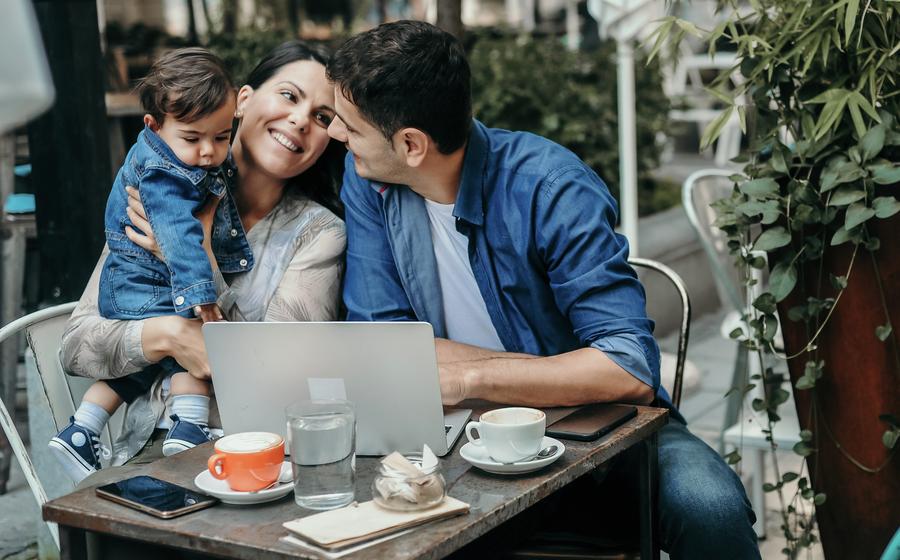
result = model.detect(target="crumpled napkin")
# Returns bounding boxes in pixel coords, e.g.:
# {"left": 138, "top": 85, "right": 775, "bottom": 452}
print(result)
{"left": 374, "top": 445, "right": 444, "bottom": 506}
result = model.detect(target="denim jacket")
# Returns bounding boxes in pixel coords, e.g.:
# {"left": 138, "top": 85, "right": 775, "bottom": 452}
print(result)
{"left": 104, "top": 127, "right": 254, "bottom": 313}
{"left": 341, "top": 120, "right": 670, "bottom": 406}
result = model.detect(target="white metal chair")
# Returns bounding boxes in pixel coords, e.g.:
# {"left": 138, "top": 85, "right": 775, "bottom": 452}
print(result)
{"left": 682, "top": 169, "right": 800, "bottom": 538}
{"left": 0, "top": 302, "right": 122, "bottom": 550}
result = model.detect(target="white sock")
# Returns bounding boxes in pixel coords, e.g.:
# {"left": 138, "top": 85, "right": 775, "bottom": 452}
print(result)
{"left": 171, "top": 395, "right": 210, "bottom": 426}
{"left": 73, "top": 401, "right": 109, "bottom": 436}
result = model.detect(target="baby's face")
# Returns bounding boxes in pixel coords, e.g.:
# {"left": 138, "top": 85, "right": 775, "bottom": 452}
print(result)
{"left": 156, "top": 94, "right": 235, "bottom": 169}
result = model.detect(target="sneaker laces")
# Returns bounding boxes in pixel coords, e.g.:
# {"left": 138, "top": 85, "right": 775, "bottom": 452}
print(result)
{"left": 90, "top": 433, "right": 112, "bottom": 464}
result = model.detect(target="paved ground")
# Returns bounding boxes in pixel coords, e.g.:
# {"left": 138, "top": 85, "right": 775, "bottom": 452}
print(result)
{"left": 0, "top": 309, "right": 824, "bottom": 559}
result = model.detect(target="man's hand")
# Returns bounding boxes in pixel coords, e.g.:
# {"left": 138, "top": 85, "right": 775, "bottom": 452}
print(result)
{"left": 438, "top": 361, "right": 477, "bottom": 405}
{"left": 194, "top": 303, "right": 224, "bottom": 323}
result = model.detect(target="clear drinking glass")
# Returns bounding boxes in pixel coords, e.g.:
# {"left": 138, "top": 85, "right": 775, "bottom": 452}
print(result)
{"left": 286, "top": 399, "right": 356, "bottom": 510}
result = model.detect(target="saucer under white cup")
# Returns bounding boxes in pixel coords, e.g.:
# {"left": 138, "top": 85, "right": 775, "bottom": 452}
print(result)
{"left": 460, "top": 436, "right": 565, "bottom": 475}
{"left": 194, "top": 461, "right": 293, "bottom": 505}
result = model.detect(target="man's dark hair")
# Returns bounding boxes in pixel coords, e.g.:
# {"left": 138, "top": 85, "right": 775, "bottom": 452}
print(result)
{"left": 327, "top": 20, "right": 472, "bottom": 154}
{"left": 137, "top": 47, "right": 235, "bottom": 124}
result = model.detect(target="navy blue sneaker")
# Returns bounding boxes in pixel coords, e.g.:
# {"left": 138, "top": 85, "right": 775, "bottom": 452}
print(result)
{"left": 162, "top": 415, "right": 212, "bottom": 456}
{"left": 48, "top": 418, "right": 109, "bottom": 484}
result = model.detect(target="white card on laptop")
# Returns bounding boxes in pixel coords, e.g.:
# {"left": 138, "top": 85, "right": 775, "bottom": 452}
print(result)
{"left": 202, "top": 321, "right": 471, "bottom": 456}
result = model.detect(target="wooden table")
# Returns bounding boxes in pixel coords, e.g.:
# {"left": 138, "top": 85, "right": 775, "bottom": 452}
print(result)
{"left": 44, "top": 406, "right": 668, "bottom": 560}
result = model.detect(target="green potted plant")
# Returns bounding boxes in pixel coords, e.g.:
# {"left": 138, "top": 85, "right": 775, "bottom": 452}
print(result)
{"left": 650, "top": 1, "right": 899, "bottom": 558}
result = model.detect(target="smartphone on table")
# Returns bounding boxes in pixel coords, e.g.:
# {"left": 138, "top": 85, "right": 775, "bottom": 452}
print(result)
{"left": 545, "top": 403, "right": 638, "bottom": 441}
{"left": 96, "top": 475, "right": 218, "bottom": 519}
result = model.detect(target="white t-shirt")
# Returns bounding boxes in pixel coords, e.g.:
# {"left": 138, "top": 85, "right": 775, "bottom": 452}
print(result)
{"left": 424, "top": 199, "right": 505, "bottom": 351}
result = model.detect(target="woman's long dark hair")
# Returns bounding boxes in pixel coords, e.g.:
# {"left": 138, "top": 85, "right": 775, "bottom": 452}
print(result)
{"left": 242, "top": 41, "right": 345, "bottom": 218}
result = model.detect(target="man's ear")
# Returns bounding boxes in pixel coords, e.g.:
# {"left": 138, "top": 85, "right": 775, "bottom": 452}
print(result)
{"left": 143, "top": 114, "right": 160, "bottom": 132}
{"left": 398, "top": 128, "right": 430, "bottom": 167}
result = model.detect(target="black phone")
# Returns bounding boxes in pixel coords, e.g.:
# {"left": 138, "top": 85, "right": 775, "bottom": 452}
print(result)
{"left": 545, "top": 403, "right": 638, "bottom": 441}
{"left": 96, "top": 475, "right": 218, "bottom": 519}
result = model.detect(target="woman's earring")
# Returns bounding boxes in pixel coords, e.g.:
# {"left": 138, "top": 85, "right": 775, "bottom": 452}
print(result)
{"left": 234, "top": 110, "right": 243, "bottom": 119}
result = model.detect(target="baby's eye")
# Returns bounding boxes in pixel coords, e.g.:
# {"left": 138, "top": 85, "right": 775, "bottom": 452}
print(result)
{"left": 215, "top": 135, "right": 230, "bottom": 142}
{"left": 183, "top": 138, "right": 199, "bottom": 143}
{"left": 280, "top": 90, "right": 297, "bottom": 102}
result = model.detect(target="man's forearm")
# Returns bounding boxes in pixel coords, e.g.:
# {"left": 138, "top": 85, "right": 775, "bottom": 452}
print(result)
{"left": 441, "top": 346, "right": 654, "bottom": 407}
{"left": 435, "top": 337, "right": 536, "bottom": 362}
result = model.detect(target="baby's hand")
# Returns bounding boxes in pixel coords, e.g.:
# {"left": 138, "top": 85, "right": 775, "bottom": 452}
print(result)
{"left": 194, "top": 303, "right": 224, "bottom": 323}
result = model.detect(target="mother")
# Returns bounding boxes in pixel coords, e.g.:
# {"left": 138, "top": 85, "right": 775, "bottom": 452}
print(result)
{"left": 60, "top": 41, "right": 346, "bottom": 466}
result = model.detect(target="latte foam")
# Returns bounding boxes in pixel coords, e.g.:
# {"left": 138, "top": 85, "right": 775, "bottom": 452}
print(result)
{"left": 216, "top": 432, "right": 283, "bottom": 453}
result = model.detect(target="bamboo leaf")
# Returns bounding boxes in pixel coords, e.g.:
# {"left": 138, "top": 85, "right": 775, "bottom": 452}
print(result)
{"left": 737, "top": 105, "right": 747, "bottom": 133}
{"left": 845, "top": 202, "right": 875, "bottom": 229}
{"left": 700, "top": 107, "right": 734, "bottom": 151}
{"left": 844, "top": 0, "right": 859, "bottom": 46}
{"left": 847, "top": 98, "right": 866, "bottom": 138}
{"left": 770, "top": 261, "right": 798, "bottom": 302}
{"left": 674, "top": 18, "right": 704, "bottom": 38}
{"left": 884, "top": 429, "right": 899, "bottom": 449}
{"left": 646, "top": 18, "right": 675, "bottom": 63}
{"left": 875, "top": 324, "right": 893, "bottom": 342}
{"left": 872, "top": 197, "right": 900, "bottom": 218}
{"left": 754, "top": 226, "right": 792, "bottom": 251}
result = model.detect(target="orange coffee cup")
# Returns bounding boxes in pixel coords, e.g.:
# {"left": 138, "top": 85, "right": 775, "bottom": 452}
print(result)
{"left": 207, "top": 432, "right": 285, "bottom": 492}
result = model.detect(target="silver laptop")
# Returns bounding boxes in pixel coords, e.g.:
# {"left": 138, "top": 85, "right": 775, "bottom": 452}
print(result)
{"left": 202, "top": 322, "right": 471, "bottom": 456}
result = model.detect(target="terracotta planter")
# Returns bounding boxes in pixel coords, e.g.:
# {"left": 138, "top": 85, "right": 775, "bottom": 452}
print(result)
{"left": 777, "top": 213, "right": 900, "bottom": 559}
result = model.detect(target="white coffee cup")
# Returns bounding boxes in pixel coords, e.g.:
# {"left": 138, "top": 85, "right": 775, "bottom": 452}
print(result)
{"left": 465, "top": 407, "right": 546, "bottom": 463}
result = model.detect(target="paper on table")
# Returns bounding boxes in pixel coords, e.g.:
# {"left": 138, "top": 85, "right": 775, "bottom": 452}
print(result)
{"left": 280, "top": 528, "right": 415, "bottom": 559}
{"left": 283, "top": 496, "right": 470, "bottom": 550}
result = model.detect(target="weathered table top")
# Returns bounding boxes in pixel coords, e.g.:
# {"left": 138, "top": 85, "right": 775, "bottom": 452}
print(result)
{"left": 44, "top": 406, "right": 668, "bottom": 560}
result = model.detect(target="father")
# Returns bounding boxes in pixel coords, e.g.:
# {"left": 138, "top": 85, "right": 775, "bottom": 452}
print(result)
{"left": 327, "top": 20, "right": 760, "bottom": 559}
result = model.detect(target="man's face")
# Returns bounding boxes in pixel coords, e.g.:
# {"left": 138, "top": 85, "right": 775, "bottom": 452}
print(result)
{"left": 328, "top": 88, "right": 406, "bottom": 183}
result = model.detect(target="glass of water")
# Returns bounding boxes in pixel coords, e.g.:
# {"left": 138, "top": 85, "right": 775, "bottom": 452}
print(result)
{"left": 286, "top": 399, "right": 356, "bottom": 510}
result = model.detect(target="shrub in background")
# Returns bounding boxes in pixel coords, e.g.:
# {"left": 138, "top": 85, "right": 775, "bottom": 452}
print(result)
{"left": 468, "top": 30, "right": 673, "bottom": 216}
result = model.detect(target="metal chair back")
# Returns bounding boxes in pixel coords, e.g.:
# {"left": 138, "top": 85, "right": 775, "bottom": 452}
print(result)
{"left": 628, "top": 257, "right": 691, "bottom": 409}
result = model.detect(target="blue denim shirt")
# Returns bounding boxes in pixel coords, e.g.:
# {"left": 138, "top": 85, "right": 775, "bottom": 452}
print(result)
{"left": 341, "top": 120, "right": 671, "bottom": 406}
{"left": 103, "top": 127, "right": 254, "bottom": 313}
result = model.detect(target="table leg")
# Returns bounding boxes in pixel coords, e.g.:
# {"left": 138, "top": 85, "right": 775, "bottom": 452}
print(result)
{"left": 639, "top": 432, "right": 660, "bottom": 560}
{"left": 59, "top": 526, "right": 88, "bottom": 560}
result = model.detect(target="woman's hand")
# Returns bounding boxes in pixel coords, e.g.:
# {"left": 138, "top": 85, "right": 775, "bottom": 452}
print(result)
{"left": 123, "top": 186, "right": 222, "bottom": 261}
{"left": 142, "top": 315, "right": 212, "bottom": 380}
{"left": 123, "top": 186, "right": 163, "bottom": 260}
{"left": 197, "top": 194, "right": 222, "bottom": 263}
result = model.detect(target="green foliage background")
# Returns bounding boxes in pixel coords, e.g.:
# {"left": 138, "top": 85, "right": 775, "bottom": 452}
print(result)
{"left": 199, "top": 27, "right": 675, "bottom": 217}
{"left": 468, "top": 31, "right": 673, "bottom": 216}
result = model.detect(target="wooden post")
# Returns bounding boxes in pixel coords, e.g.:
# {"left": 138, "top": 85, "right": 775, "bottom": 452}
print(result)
{"left": 437, "top": 0, "right": 464, "bottom": 41}
{"left": 27, "top": 0, "right": 110, "bottom": 305}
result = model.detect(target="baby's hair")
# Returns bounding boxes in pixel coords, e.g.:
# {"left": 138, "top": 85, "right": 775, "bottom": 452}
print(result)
{"left": 136, "top": 47, "right": 235, "bottom": 125}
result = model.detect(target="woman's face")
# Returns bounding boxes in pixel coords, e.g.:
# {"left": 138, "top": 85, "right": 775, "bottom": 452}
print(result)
{"left": 234, "top": 60, "right": 335, "bottom": 181}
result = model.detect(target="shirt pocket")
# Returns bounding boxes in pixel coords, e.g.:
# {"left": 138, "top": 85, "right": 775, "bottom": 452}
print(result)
{"left": 105, "top": 264, "right": 168, "bottom": 317}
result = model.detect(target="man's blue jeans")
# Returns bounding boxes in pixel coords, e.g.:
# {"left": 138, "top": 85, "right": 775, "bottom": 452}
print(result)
{"left": 654, "top": 421, "right": 761, "bottom": 559}
{"left": 476, "top": 420, "right": 761, "bottom": 559}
